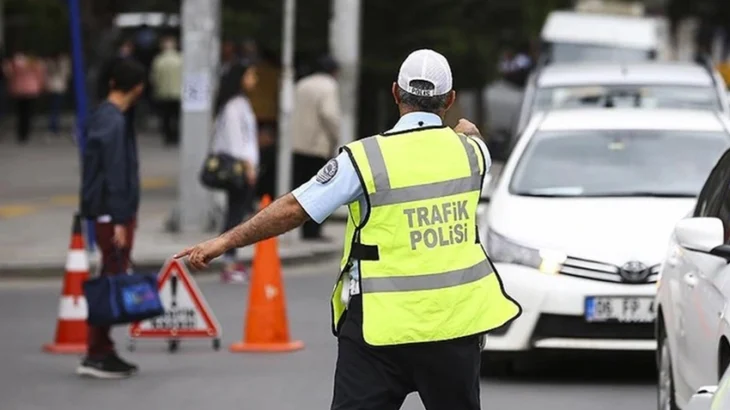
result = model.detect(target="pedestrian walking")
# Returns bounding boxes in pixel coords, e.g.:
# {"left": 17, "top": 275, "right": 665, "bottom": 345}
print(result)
{"left": 78, "top": 58, "right": 146, "bottom": 379}
{"left": 3, "top": 50, "right": 46, "bottom": 144}
{"left": 175, "top": 49, "right": 521, "bottom": 409}
{"left": 210, "top": 61, "right": 260, "bottom": 284}
{"left": 45, "top": 51, "right": 71, "bottom": 135}
{"left": 291, "top": 55, "right": 341, "bottom": 241}
{"left": 150, "top": 37, "right": 182, "bottom": 146}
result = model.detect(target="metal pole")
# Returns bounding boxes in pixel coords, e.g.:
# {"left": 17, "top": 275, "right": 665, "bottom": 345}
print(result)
{"left": 68, "top": 0, "right": 95, "bottom": 251}
{"left": 276, "top": 0, "right": 297, "bottom": 243}
{"left": 178, "top": 0, "right": 220, "bottom": 233}
{"left": 329, "top": 0, "right": 361, "bottom": 147}
{"left": 329, "top": 0, "right": 361, "bottom": 220}
{"left": 0, "top": 0, "right": 4, "bottom": 48}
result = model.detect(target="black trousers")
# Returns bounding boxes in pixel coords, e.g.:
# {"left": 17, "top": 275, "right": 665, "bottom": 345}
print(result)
{"left": 292, "top": 153, "right": 328, "bottom": 239}
{"left": 331, "top": 295, "right": 482, "bottom": 410}
{"left": 157, "top": 99, "right": 180, "bottom": 145}
{"left": 16, "top": 97, "right": 35, "bottom": 143}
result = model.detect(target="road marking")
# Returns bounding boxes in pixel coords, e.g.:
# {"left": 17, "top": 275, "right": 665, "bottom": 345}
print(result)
{"left": 0, "top": 204, "right": 40, "bottom": 218}
{"left": 50, "top": 195, "right": 78, "bottom": 206}
{"left": 142, "top": 177, "right": 173, "bottom": 190}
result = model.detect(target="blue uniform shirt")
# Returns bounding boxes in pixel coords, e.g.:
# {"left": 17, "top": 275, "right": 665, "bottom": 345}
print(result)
{"left": 291, "top": 112, "right": 491, "bottom": 289}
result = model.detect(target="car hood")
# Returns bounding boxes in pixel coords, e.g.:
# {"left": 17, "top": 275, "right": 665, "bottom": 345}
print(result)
{"left": 486, "top": 195, "right": 695, "bottom": 266}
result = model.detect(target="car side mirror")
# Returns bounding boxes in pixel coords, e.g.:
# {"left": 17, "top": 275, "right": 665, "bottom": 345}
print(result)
{"left": 674, "top": 217, "right": 730, "bottom": 261}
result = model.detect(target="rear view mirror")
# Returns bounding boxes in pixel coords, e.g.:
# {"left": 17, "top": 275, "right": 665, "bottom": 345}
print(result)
{"left": 674, "top": 217, "right": 730, "bottom": 261}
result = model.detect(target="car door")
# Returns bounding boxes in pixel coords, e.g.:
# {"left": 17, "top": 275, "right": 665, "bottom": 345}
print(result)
{"left": 682, "top": 150, "right": 730, "bottom": 393}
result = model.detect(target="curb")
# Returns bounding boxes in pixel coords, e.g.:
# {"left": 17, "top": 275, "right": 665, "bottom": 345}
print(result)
{"left": 0, "top": 247, "right": 341, "bottom": 279}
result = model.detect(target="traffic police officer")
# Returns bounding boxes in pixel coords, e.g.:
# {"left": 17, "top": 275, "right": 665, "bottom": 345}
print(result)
{"left": 176, "top": 49, "right": 522, "bottom": 410}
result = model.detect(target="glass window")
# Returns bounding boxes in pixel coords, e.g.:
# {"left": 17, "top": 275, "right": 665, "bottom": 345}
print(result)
{"left": 533, "top": 85, "right": 721, "bottom": 112}
{"left": 548, "top": 43, "right": 652, "bottom": 63}
{"left": 509, "top": 130, "right": 730, "bottom": 198}
{"left": 694, "top": 150, "right": 730, "bottom": 242}
{"left": 694, "top": 150, "right": 730, "bottom": 218}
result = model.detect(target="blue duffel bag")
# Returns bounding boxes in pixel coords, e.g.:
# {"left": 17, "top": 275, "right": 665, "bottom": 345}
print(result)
{"left": 83, "top": 267, "right": 164, "bottom": 327}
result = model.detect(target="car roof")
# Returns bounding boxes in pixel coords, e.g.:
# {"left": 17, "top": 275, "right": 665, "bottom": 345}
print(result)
{"left": 536, "top": 108, "right": 727, "bottom": 132}
{"left": 537, "top": 62, "right": 714, "bottom": 87}
{"left": 541, "top": 11, "right": 657, "bottom": 50}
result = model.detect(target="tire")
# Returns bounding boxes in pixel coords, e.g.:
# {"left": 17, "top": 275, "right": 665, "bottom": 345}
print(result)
{"left": 658, "top": 331, "right": 679, "bottom": 410}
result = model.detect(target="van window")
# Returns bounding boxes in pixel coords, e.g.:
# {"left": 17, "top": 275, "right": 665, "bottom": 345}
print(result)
{"left": 548, "top": 43, "right": 653, "bottom": 63}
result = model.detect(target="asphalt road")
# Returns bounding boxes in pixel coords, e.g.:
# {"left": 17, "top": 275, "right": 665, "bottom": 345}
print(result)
{"left": 0, "top": 256, "right": 657, "bottom": 410}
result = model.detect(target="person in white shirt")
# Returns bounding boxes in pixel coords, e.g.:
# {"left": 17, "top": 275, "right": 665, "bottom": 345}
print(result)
{"left": 210, "top": 62, "right": 259, "bottom": 283}
{"left": 45, "top": 51, "right": 70, "bottom": 135}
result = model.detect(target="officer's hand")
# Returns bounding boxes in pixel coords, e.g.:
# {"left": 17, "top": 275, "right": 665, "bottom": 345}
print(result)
{"left": 454, "top": 118, "right": 481, "bottom": 137}
{"left": 174, "top": 237, "right": 229, "bottom": 270}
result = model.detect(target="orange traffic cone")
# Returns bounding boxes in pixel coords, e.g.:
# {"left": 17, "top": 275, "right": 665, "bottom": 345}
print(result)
{"left": 229, "top": 195, "right": 305, "bottom": 353}
{"left": 43, "top": 213, "right": 89, "bottom": 354}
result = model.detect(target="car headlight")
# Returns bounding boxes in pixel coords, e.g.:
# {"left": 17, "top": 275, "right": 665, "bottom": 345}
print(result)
{"left": 485, "top": 229, "right": 567, "bottom": 274}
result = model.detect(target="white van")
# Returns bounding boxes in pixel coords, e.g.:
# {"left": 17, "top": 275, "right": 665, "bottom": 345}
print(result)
{"left": 540, "top": 11, "right": 661, "bottom": 63}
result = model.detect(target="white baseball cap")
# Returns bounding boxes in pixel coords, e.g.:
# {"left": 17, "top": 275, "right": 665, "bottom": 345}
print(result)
{"left": 397, "top": 49, "right": 453, "bottom": 97}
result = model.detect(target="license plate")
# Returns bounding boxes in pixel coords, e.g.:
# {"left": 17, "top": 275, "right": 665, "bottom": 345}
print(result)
{"left": 585, "top": 296, "right": 656, "bottom": 323}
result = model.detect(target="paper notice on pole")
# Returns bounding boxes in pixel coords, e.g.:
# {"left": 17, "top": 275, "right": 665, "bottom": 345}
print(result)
{"left": 182, "top": 72, "right": 211, "bottom": 112}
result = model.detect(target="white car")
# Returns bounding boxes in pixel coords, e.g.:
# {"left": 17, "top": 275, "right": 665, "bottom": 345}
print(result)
{"left": 656, "top": 147, "right": 730, "bottom": 409}
{"left": 479, "top": 108, "right": 730, "bottom": 373}
{"left": 684, "top": 365, "right": 730, "bottom": 410}
{"left": 515, "top": 61, "right": 730, "bottom": 137}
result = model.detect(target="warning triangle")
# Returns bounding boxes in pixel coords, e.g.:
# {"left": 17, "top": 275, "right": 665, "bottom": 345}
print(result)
{"left": 129, "top": 259, "right": 222, "bottom": 339}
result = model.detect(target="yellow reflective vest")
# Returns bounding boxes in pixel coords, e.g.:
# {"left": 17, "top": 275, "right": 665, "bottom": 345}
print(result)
{"left": 331, "top": 126, "right": 522, "bottom": 346}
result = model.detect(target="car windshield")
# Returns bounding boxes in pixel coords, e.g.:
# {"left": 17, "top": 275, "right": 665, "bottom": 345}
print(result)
{"left": 549, "top": 43, "right": 653, "bottom": 63}
{"left": 509, "top": 130, "right": 730, "bottom": 198}
{"left": 534, "top": 85, "right": 721, "bottom": 111}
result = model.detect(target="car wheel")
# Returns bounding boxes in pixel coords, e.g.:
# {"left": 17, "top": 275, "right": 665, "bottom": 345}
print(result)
{"left": 658, "top": 332, "right": 679, "bottom": 410}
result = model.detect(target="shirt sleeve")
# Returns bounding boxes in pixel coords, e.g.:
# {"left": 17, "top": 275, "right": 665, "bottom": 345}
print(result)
{"left": 467, "top": 136, "right": 492, "bottom": 197}
{"left": 242, "top": 99, "right": 260, "bottom": 168}
{"left": 291, "top": 152, "right": 363, "bottom": 224}
{"left": 222, "top": 100, "right": 256, "bottom": 165}
{"left": 97, "top": 117, "right": 133, "bottom": 224}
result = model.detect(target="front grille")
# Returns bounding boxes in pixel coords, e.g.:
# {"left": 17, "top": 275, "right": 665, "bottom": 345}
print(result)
{"left": 559, "top": 256, "right": 659, "bottom": 284}
{"left": 533, "top": 313, "right": 655, "bottom": 341}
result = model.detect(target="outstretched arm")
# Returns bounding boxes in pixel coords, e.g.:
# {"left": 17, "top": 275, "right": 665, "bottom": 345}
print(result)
{"left": 222, "top": 193, "right": 309, "bottom": 249}
{"left": 175, "top": 152, "right": 361, "bottom": 270}
{"left": 175, "top": 193, "right": 309, "bottom": 269}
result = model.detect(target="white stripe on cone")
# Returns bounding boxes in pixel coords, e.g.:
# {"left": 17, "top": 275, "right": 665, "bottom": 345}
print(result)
{"left": 65, "top": 250, "right": 89, "bottom": 273}
{"left": 58, "top": 296, "right": 88, "bottom": 320}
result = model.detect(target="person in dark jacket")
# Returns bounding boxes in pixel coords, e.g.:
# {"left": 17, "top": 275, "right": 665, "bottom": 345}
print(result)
{"left": 78, "top": 58, "right": 146, "bottom": 379}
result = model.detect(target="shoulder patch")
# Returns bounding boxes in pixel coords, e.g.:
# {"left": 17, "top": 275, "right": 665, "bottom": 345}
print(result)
{"left": 315, "top": 159, "right": 339, "bottom": 184}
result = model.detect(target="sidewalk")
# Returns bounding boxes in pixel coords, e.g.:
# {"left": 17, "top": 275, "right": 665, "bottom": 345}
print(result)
{"left": 0, "top": 127, "right": 502, "bottom": 278}
{"left": 0, "top": 135, "right": 343, "bottom": 278}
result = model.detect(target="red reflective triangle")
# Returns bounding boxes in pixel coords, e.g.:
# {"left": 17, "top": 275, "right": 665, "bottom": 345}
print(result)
{"left": 129, "top": 259, "right": 222, "bottom": 338}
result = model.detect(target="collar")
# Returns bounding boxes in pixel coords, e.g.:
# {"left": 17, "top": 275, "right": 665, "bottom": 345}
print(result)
{"left": 386, "top": 112, "right": 443, "bottom": 134}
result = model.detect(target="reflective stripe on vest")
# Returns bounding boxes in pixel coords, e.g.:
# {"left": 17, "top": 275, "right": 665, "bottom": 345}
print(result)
{"left": 361, "top": 260, "right": 492, "bottom": 293}
{"left": 330, "top": 127, "right": 521, "bottom": 346}
{"left": 361, "top": 135, "right": 483, "bottom": 207}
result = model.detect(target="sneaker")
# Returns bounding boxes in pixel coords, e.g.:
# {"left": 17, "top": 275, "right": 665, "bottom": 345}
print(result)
{"left": 109, "top": 352, "right": 139, "bottom": 374}
{"left": 221, "top": 263, "right": 249, "bottom": 284}
{"left": 76, "top": 355, "right": 133, "bottom": 379}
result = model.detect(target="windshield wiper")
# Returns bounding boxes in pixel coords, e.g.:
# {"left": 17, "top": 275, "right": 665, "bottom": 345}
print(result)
{"left": 514, "top": 192, "right": 578, "bottom": 198}
{"left": 578, "top": 191, "right": 696, "bottom": 198}
{"left": 514, "top": 191, "right": 696, "bottom": 198}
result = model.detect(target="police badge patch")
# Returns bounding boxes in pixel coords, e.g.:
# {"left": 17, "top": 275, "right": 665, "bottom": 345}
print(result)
{"left": 315, "top": 159, "right": 339, "bottom": 184}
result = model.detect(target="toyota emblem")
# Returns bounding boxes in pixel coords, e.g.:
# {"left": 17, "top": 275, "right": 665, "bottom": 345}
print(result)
{"left": 619, "top": 261, "right": 650, "bottom": 283}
